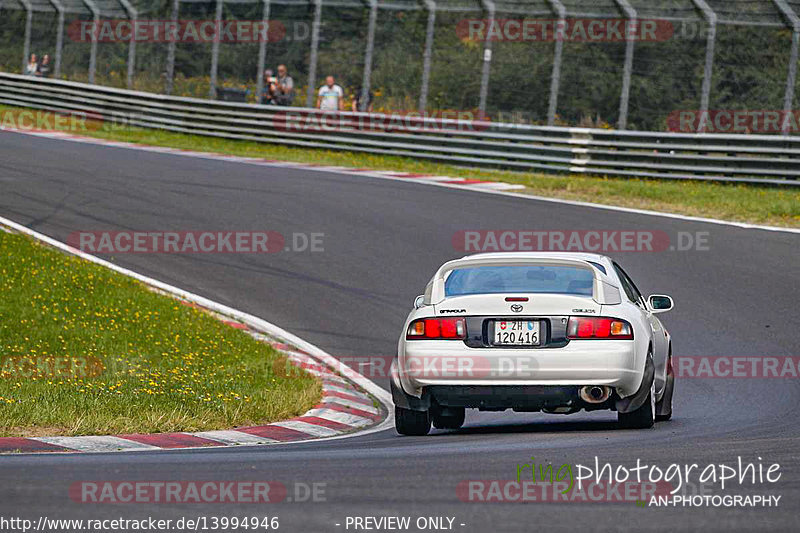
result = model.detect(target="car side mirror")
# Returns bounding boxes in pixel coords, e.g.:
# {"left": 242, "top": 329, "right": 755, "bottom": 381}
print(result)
{"left": 414, "top": 295, "right": 426, "bottom": 309}
{"left": 648, "top": 294, "right": 673, "bottom": 314}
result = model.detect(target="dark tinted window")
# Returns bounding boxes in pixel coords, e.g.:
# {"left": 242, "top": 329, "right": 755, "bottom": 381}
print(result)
{"left": 612, "top": 262, "right": 644, "bottom": 305}
{"left": 445, "top": 266, "right": 595, "bottom": 296}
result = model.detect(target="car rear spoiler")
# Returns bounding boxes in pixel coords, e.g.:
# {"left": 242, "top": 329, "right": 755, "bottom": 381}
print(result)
{"left": 424, "top": 256, "right": 622, "bottom": 306}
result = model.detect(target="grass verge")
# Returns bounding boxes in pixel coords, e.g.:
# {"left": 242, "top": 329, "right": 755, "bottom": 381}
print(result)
{"left": 0, "top": 228, "right": 321, "bottom": 437}
{"left": 2, "top": 104, "right": 799, "bottom": 227}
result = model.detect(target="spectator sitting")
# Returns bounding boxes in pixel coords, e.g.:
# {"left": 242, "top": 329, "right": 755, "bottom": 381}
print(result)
{"left": 274, "top": 64, "right": 294, "bottom": 106}
{"left": 24, "top": 54, "right": 38, "bottom": 76}
{"left": 37, "top": 54, "right": 51, "bottom": 78}
{"left": 352, "top": 86, "right": 374, "bottom": 112}
{"left": 261, "top": 69, "right": 277, "bottom": 105}
{"left": 316, "top": 76, "right": 344, "bottom": 111}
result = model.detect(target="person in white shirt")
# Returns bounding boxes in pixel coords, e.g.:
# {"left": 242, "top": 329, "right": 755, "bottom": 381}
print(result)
{"left": 316, "top": 76, "right": 344, "bottom": 111}
{"left": 24, "top": 54, "right": 38, "bottom": 76}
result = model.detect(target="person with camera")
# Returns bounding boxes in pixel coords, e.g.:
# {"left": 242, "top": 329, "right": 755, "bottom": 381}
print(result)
{"left": 261, "top": 69, "right": 278, "bottom": 105}
{"left": 273, "top": 64, "right": 294, "bottom": 106}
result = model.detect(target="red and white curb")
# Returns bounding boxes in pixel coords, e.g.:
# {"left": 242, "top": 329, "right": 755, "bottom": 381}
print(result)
{"left": 0, "top": 216, "right": 394, "bottom": 454}
{"left": 0, "top": 127, "right": 525, "bottom": 191}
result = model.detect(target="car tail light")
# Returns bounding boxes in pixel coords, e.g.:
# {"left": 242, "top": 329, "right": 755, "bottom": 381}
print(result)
{"left": 567, "top": 317, "right": 633, "bottom": 340}
{"left": 406, "top": 317, "right": 466, "bottom": 340}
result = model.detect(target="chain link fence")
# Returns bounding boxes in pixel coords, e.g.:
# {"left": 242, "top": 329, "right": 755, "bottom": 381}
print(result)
{"left": 1, "top": 0, "right": 798, "bottom": 133}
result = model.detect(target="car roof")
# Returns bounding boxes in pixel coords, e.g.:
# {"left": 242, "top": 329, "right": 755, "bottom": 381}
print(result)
{"left": 456, "top": 252, "right": 612, "bottom": 265}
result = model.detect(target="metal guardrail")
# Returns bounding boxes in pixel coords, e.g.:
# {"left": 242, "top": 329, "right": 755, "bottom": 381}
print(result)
{"left": 1, "top": 72, "right": 798, "bottom": 187}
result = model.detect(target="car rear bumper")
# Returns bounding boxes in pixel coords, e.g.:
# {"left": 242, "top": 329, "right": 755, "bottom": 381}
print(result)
{"left": 394, "top": 339, "right": 641, "bottom": 407}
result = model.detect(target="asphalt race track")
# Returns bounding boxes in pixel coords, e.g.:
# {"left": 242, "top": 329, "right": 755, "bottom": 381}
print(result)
{"left": 1, "top": 129, "right": 799, "bottom": 532}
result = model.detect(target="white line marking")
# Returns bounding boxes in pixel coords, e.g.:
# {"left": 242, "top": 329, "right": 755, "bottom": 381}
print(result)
{"left": 192, "top": 430, "right": 278, "bottom": 445}
{"left": 32, "top": 436, "right": 158, "bottom": 453}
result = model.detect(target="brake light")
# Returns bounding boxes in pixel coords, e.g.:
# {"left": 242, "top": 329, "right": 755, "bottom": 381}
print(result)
{"left": 407, "top": 317, "right": 466, "bottom": 340}
{"left": 567, "top": 317, "right": 633, "bottom": 340}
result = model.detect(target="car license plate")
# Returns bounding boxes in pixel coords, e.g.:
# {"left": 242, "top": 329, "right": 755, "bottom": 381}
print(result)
{"left": 493, "top": 320, "right": 540, "bottom": 346}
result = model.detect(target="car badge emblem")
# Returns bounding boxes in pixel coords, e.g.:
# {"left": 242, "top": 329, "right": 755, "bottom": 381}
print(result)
{"left": 510, "top": 304, "right": 523, "bottom": 313}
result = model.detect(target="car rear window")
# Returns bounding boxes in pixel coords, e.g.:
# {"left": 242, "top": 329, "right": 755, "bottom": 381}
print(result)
{"left": 444, "top": 266, "right": 595, "bottom": 296}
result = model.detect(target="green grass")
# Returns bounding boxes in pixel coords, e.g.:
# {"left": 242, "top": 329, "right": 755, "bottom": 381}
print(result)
{"left": 2, "top": 104, "right": 799, "bottom": 227}
{"left": 0, "top": 229, "right": 321, "bottom": 437}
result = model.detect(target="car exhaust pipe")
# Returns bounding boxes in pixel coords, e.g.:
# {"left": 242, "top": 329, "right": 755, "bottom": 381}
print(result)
{"left": 579, "top": 385, "right": 611, "bottom": 404}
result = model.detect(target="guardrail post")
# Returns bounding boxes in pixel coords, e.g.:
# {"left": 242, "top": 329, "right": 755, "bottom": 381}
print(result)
{"left": 306, "top": 0, "right": 323, "bottom": 107}
{"left": 48, "top": 0, "right": 65, "bottom": 77}
{"left": 256, "top": 0, "right": 271, "bottom": 103}
{"left": 691, "top": 0, "right": 716, "bottom": 133}
{"left": 545, "top": 0, "right": 565, "bottom": 126}
{"left": 165, "top": 0, "right": 179, "bottom": 95}
{"left": 615, "top": 0, "right": 636, "bottom": 130}
{"left": 418, "top": 0, "right": 436, "bottom": 113}
{"left": 478, "top": 0, "right": 495, "bottom": 116}
{"left": 81, "top": 0, "right": 100, "bottom": 84}
{"left": 360, "top": 0, "right": 378, "bottom": 111}
{"left": 19, "top": 0, "right": 32, "bottom": 74}
{"left": 209, "top": 0, "right": 223, "bottom": 99}
{"left": 118, "top": 0, "right": 137, "bottom": 89}
{"left": 774, "top": 0, "right": 799, "bottom": 135}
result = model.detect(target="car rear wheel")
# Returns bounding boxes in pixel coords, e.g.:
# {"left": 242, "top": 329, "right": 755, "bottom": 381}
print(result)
{"left": 395, "top": 406, "right": 431, "bottom": 436}
{"left": 618, "top": 374, "right": 655, "bottom": 429}
{"left": 431, "top": 407, "right": 465, "bottom": 430}
{"left": 656, "top": 355, "right": 674, "bottom": 422}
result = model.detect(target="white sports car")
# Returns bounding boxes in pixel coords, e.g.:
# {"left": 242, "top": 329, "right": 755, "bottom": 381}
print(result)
{"left": 391, "top": 252, "right": 675, "bottom": 435}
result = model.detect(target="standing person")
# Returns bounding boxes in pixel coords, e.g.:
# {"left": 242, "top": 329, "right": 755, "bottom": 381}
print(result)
{"left": 352, "top": 87, "right": 373, "bottom": 112}
{"left": 261, "top": 69, "right": 277, "bottom": 105}
{"left": 274, "top": 64, "right": 294, "bottom": 106}
{"left": 37, "top": 54, "right": 51, "bottom": 78}
{"left": 316, "top": 76, "right": 344, "bottom": 111}
{"left": 24, "top": 54, "right": 38, "bottom": 76}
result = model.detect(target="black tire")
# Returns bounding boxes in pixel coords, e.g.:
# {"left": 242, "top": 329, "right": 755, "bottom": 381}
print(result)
{"left": 395, "top": 406, "right": 431, "bottom": 436}
{"left": 432, "top": 407, "right": 465, "bottom": 430}
{"left": 618, "top": 372, "right": 656, "bottom": 429}
{"left": 656, "top": 358, "right": 674, "bottom": 422}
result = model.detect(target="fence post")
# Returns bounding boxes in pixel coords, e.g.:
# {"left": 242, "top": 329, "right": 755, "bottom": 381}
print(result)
{"left": 774, "top": 0, "right": 799, "bottom": 135}
{"left": 209, "top": 0, "right": 224, "bottom": 99}
{"left": 615, "top": 0, "right": 637, "bottom": 130}
{"left": 545, "top": 0, "right": 565, "bottom": 126}
{"left": 478, "top": 0, "right": 495, "bottom": 116}
{"left": 80, "top": 0, "right": 99, "bottom": 84}
{"left": 47, "top": 0, "right": 65, "bottom": 77}
{"left": 418, "top": 0, "right": 436, "bottom": 113}
{"left": 118, "top": 0, "right": 137, "bottom": 89}
{"left": 360, "top": 0, "right": 378, "bottom": 111}
{"left": 306, "top": 0, "right": 323, "bottom": 107}
{"left": 165, "top": 0, "right": 179, "bottom": 95}
{"left": 256, "top": 0, "right": 271, "bottom": 104}
{"left": 691, "top": 0, "right": 716, "bottom": 133}
{"left": 19, "top": 0, "right": 32, "bottom": 74}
